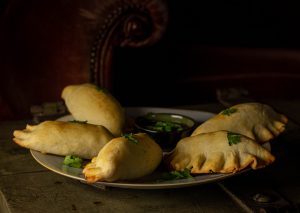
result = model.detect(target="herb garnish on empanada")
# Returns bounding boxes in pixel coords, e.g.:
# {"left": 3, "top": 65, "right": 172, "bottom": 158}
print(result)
{"left": 83, "top": 133, "right": 162, "bottom": 183}
{"left": 192, "top": 103, "right": 288, "bottom": 143}
{"left": 165, "top": 131, "right": 275, "bottom": 174}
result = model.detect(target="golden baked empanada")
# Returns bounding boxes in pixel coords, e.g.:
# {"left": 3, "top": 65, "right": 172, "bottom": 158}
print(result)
{"left": 13, "top": 121, "right": 113, "bottom": 159}
{"left": 165, "top": 131, "right": 275, "bottom": 174}
{"left": 83, "top": 133, "right": 162, "bottom": 182}
{"left": 62, "top": 83, "right": 125, "bottom": 136}
{"left": 192, "top": 103, "right": 288, "bottom": 143}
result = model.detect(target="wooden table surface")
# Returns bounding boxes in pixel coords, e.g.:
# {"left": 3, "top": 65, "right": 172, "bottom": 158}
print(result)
{"left": 1, "top": 100, "right": 300, "bottom": 213}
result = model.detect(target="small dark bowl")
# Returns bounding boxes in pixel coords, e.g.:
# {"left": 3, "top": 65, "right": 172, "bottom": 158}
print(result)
{"left": 134, "top": 113, "right": 197, "bottom": 151}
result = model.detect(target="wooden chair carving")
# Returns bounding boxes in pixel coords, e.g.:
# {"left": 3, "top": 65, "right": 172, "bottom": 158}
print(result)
{"left": 89, "top": 0, "right": 168, "bottom": 90}
{"left": 0, "top": 0, "right": 168, "bottom": 119}
{"left": 2, "top": 1, "right": 300, "bottom": 120}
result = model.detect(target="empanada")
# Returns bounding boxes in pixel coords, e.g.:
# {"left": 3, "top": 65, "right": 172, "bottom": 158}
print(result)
{"left": 192, "top": 103, "right": 288, "bottom": 143}
{"left": 83, "top": 133, "right": 163, "bottom": 182}
{"left": 62, "top": 83, "right": 125, "bottom": 136}
{"left": 13, "top": 121, "right": 113, "bottom": 159}
{"left": 165, "top": 130, "right": 275, "bottom": 174}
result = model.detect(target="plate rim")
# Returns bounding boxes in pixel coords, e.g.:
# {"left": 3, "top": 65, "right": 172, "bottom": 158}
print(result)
{"left": 29, "top": 107, "right": 250, "bottom": 189}
{"left": 31, "top": 150, "right": 243, "bottom": 189}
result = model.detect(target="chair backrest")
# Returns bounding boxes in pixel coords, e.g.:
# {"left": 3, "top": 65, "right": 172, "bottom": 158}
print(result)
{"left": 112, "top": 1, "right": 300, "bottom": 106}
{"left": 1, "top": 0, "right": 300, "bottom": 120}
{"left": 0, "top": 0, "right": 168, "bottom": 119}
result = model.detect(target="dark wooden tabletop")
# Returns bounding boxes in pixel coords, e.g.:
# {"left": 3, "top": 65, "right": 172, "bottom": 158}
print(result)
{"left": 1, "top": 100, "right": 300, "bottom": 213}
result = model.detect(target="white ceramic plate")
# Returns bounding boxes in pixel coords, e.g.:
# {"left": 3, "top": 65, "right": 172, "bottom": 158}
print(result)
{"left": 30, "top": 107, "right": 252, "bottom": 189}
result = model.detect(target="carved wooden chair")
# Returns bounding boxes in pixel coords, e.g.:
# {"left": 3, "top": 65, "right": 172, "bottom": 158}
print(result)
{"left": 0, "top": 0, "right": 168, "bottom": 119}
{"left": 1, "top": 0, "right": 300, "bottom": 120}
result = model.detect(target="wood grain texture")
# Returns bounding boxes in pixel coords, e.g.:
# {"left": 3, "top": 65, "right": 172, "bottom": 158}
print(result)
{"left": 0, "top": 173, "right": 243, "bottom": 213}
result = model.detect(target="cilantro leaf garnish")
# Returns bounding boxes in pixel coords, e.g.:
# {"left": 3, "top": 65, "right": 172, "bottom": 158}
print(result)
{"left": 162, "top": 168, "right": 193, "bottom": 180}
{"left": 63, "top": 155, "right": 83, "bottom": 168}
{"left": 153, "top": 121, "right": 183, "bottom": 132}
{"left": 69, "top": 120, "right": 88, "bottom": 124}
{"left": 122, "top": 133, "right": 139, "bottom": 144}
{"left": 227, "top": 132, "right": 241, "bottom": 146}
{"left": 221, "top": 108, "right": 237, "bottom": 116}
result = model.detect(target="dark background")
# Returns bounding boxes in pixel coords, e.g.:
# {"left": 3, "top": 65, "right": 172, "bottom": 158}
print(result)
{"left": 1, "top": 0, "right": 300, "bottom": 120}
{"left": 113, "top": 1, "right": 300, "bottom": 106}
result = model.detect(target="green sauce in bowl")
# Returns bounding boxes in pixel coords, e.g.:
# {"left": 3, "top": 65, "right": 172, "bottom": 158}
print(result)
{"left": 134, "top": 113, "right": 197, "bottom": 151}
{"left": 145, "top": 120, "right": 186, "bottom": 132}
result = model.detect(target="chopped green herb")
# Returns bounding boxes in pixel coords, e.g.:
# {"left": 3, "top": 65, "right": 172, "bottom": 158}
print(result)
{"left": 148, "top": 121, "right": 184, "bottom": 132}
{"left": 63, "top": 155, "right": 83, "bottom": 168}
{"left": 122, "top": 133, "right": 139, "bottom": 144}
{"left": 221, "top": 108, "right": 237, "bottom": 116}
{"left": 69, "top": 120, "right": 88, "bottom": 124}
{"left": 227, "top": 132, "right": 241, "bottom": 146}
{"left": 162, "top": 168, "right": 193, "bottom": 180}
